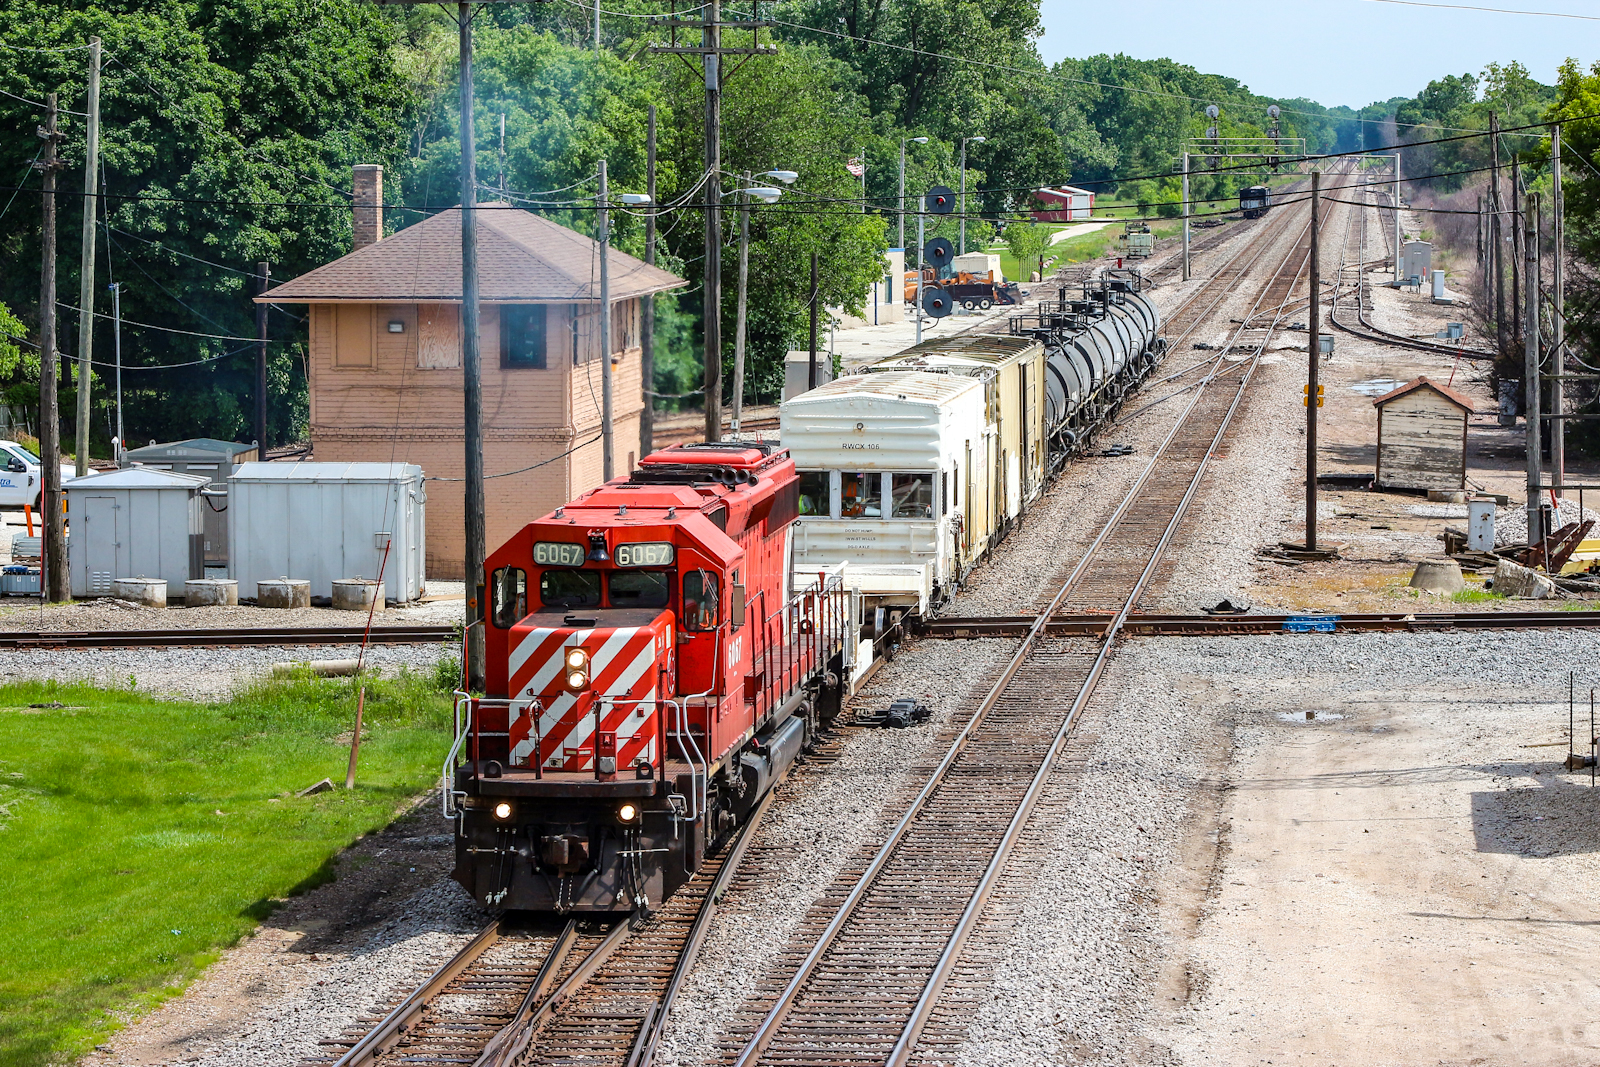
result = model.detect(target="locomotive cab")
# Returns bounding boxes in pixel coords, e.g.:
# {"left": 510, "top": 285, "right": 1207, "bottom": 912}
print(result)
{"left": 449, "top": 443, "right": 854, "bottom": 913}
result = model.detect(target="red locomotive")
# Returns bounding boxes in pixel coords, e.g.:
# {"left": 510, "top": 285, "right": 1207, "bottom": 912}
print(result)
{"left": 447, "top": 442, "right": 854, "bottom": 912}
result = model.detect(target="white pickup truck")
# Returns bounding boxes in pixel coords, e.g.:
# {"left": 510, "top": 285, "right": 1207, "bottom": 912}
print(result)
{"left": 0, "top": 440, "right": 77, "bottom": 509}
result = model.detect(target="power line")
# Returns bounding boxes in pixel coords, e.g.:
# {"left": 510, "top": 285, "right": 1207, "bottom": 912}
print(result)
{"left": 1357, "top": 0, "right": 1600, "bottom": 19}
{"left": 55, "top": 301, "right": 287, "bottom": 344}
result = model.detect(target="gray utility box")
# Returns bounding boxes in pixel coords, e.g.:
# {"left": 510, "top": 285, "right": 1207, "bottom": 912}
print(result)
{"left": 783, "top": 349, "right": 837, "bottom": 402}
{"left": 65, "top": 467, "right": 208, "bottom": 598}
{"left": 228, "top": 462, "right": 426, "bottom": 602}
{"left": 1402, "top": 241, "right": 1432, "bottom": 286}
{"left": 124, "top": 439, "right": 258, "bottom": 566}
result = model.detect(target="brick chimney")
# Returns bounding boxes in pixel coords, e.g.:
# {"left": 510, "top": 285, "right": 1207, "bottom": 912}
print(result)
{"left": 352, "top": 164, "right": 383, "bottom": 250}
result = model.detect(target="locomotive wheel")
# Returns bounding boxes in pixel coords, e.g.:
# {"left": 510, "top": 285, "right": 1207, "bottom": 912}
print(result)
{"left": 978, "top": 298, "right": 992, "bottom": 311}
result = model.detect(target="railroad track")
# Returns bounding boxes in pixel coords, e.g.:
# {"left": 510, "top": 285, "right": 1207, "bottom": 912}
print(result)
{"left": 1329, "top": 177, "right": 1494, "bottom": 360}
{"left": 721, "top": 172, "right": 1334, "bottom": 1067}
{"left": 313, "top": 785, "right": 781, "bottom": 1067}
{"left": 918, "top": 609, "right": 1600, "bottom": 637}
{"left": 0, "top": 624, "right": 457, "bottom": 649}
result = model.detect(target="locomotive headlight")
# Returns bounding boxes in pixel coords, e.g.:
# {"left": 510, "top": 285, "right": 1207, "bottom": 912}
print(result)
{"left": 617, "top": 802, "right": 639, "bottom": 823}
{"left": 492, "top": 802, "right": 513, "bottom": 821}
{"left": 563, "top": 648, "right": 591, "bottom": 692}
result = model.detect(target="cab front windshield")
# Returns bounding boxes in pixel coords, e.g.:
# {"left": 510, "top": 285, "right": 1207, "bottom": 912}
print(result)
{"left": 540, "top": 568, "right": 601, "bottom": 609}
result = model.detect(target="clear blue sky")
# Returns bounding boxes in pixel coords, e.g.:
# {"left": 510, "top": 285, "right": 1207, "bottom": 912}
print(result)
{"left": 1035, "top": 0, "right": 1600, "bottom": 110}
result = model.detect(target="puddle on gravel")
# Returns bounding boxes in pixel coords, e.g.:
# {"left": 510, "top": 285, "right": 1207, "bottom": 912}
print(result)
{"left": 1349, "top": 377, "right": 1408, "bottom": 396}
{"left": 1277, "top": 710, "right": 1349, "bottom": 724}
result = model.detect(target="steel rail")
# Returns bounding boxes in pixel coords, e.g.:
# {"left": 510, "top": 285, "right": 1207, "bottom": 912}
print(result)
{"left": 1329, "top": 182, "right": 1494, "bottom": 360}
{"left": 631, "top": 787, "right": 780, "bottom": 1067}
{"left": 478, "top": 916, "right": 637, "bottom": 1067}
{"left": 886, "top": 165, "right": 1336, "bottom": 1067}
{"left": 471, "top": 919, "right": 580, "bottom": 1067}
{"left": 919, "top": 609, "right": 1600, "bottom": 636}
{"left": 732, "top": 181, "right": 1327, "bottom": 1067}
{"left": 0, "top": 624, "right": 457, "bottom": 648}
{"left": 331, "top": 920, "right": 503, "bottom": 1067}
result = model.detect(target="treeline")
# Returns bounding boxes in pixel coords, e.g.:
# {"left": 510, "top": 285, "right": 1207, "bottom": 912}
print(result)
{"left": 0, "top": 0, "right": 1488, "bottom": 452}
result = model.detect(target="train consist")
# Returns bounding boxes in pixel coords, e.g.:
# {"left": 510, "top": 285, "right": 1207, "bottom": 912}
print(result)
{"left": 1240, "top": 185, "right": 1272, "bottom": 219}
{"left": 781, "top": 272, "right": 1165, "bottom": 616}
{"left": 448, "top": 442, "right": 857, "bottom": 912}
{"left": 445, "top": 271, "right": 1166, "bottom": 915}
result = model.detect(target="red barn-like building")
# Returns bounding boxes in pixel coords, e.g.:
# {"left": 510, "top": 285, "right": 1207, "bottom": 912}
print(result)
{"left": 1031, "top": 185, "right": 1096, "bottom": 222}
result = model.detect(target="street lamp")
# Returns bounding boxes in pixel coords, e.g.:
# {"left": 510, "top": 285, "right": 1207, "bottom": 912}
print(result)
{"left": 726, "top": 175, "right": 790, "bottom": 432}
{"left": 899, "top": 136, "right": 929, "bottom": 251}
{"left": 959, "top": 136, "right": 986, "bottom": 256}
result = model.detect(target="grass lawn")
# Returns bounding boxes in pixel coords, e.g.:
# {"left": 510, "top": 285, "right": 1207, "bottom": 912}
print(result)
{"left": 0, "top": 667, "right": 457, "bottom": 1067}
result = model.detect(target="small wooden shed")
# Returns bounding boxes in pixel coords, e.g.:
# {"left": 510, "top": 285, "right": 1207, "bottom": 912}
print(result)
{"left": 1372, "top": 376, "right": 1475, "bottom": 491}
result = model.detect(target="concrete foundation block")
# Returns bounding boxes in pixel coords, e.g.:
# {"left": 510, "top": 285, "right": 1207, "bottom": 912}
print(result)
{"left": 1409, "top": 558, "right": 1465, "bottom": 595}
{"left": 185, "top": 578, "right": 238, "bottom": 607}
{"left": 331, "top": 578, "right": 384, "bottom": 612}
{"left": 1493, "top": 557, "right": 1555, "bottom": 599}
{"left": 257, "top": 578, "right": 311, "bottom": 609}
{"left": 111, "top": 577, "right": 167, "bottom": 608}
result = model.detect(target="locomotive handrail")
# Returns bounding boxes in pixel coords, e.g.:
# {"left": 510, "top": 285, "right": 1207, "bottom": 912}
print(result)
{"left": 669, "top": 697, "right": 706, "bottom": 828}
{"left": 443, "top": 692, "right": 473, "bottom": 818}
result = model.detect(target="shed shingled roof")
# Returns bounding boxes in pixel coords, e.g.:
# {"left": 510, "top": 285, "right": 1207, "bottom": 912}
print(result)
{"left": 1371, "top": 375, "right": 1477, "bottom": 414}
{"left": 255, "top": 204, "right": 685, "bottom": 304}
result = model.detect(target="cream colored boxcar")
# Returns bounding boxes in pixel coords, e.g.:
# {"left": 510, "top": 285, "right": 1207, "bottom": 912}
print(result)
{"left": 866, "top": 333, "right": 1048, "bottom": 551}
{"left": 1372, "top": 376, "right": 1474, "bottom": 491}
{"left": 781, "top": 372, "right": 988, "bottom": 615}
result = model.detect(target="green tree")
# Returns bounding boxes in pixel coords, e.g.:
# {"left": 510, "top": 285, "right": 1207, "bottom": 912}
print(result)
{"left": 1003, "top": 218, "right": 1050, "bottom": 280}
{"left": 0, "top": 0, "right": 415, "bottom": 452}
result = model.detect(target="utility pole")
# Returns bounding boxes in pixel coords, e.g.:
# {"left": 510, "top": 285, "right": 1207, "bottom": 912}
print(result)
{"left": 497, "top": 112, "right": 506, "bottom": 192}
{"left": 594, "top": 0, "right": 601, "bottom": 53}
{"left": 640, "top": 105, "right": 657, "bottom": 458}
{"left": 958, "top": 136, "right": 984, "bottom": 256}
{"left": 459, "top": 1, "right": 487, "bottom": 689}
{"left": 74, "top": 36, "right": 100, "bottom": 478}
{"left": 1524, "top": 190, "right": 1543, "bottom": 547}
{"left": 731, "top": 172, "right": 751, "bottom": 434}
{"left": 255, "top": 262, "right": 270, "bottom": 452}
{"left": 37, "top": 93, "right": 67, "bottom": 602}
{"left": 1491, "top": 113, "right": 1506, "bottom": 361}
{"left": 1392, "top": 154, "right": 1402, "bottom": 280}
{"left": 899, "top": 143, "right": 907, "bottom": 252}
{"left": 648, "top": 0, "right": 772, "bottom": 445}
{"left": 915, "top": 205, "right": 925, "bottom": 345}
{"left": 1511, "top": 157, "right": 1522, "bottom": 349}
{"left": 1181, "top": 152, "right": 1191, "bottom": 281}
{"left": 110, "top": 282, "right": 123, "bottom": 454}
{"left": 1306, "top": 169, "right": 1321, "bottom": 553}
{"left": 807, "top": 252, "right": 819, "bottom": 390}
{"left": 1552, "top": 122, "right": 1565, "bottom": 492}
{"left": 598, "top": 159, "right": 614, "bottom": 480}
{"left": 702, "top": 0, "right": 722, "bottom": 444}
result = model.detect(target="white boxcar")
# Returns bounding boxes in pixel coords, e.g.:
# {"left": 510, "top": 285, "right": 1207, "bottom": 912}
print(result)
{"left": 228, "top": 462, "right": 426, "bottom": 602}
{"left": 781, "top": 371, "right": 986, "bottom": 615}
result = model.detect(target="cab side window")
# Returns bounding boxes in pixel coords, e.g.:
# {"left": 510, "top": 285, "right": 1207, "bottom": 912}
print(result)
{"left": 490, "top": 566, "right": 527, "bottom": 628}
{"left": 681, "top": 570, "right": 721, "bottom": 631}
{"left": 798, "top": 471, "right": 829, "bottom": 516}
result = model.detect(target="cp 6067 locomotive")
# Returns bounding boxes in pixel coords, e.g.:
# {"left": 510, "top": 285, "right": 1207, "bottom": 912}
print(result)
{"left": 446, "top": 442, "right": 855, "bottom": 912}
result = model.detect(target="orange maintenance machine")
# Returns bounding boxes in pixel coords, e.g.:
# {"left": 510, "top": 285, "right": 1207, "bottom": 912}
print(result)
{"left": 449, "top": 442, "right": 856, "bottom": 912}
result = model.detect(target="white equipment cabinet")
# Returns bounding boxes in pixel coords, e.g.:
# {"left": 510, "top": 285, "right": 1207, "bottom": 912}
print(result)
{"left": 66, "top": 467, "right": 209, "bottom": 598}
{"left": 781, "top": 371, "right": 985, "bottom": 616}
{"left": 228, "top": 462, "right": 426, "bottom": 602}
